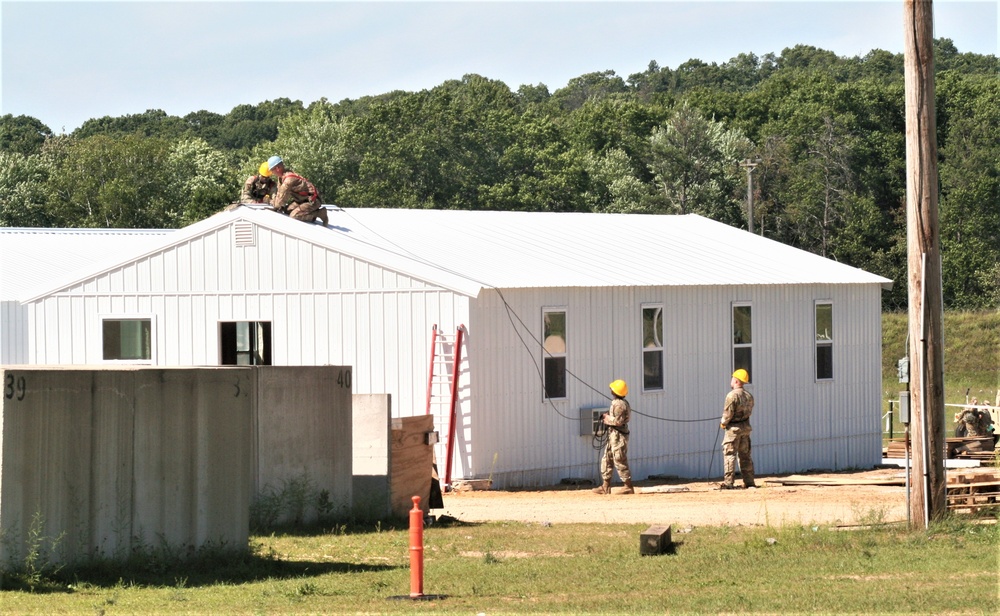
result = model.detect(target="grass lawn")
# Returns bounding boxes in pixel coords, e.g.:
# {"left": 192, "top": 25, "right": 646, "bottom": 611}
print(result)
{"left": 2, "top": 517, "right": 998, "bottom": 614}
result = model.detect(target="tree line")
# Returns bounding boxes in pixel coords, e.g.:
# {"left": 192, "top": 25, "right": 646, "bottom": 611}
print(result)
{"left": 1, "top": 39, "right": 996, "bottom": 310}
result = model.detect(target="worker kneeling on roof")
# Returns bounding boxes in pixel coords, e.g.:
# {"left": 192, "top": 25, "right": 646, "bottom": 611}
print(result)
{"left": 267, "top": 156, "right": 329, "bottom": 226}
{"left": 240, "top": 161, "right": 278, "bottom": 204}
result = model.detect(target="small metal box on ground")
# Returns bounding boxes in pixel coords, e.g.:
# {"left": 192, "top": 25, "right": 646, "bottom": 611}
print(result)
{"left": 640, "top": 525, "right": 672, "bottom": 555}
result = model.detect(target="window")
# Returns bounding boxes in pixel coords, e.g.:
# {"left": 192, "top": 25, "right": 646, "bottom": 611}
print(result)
{"left": 815, "top": 302, "right": 833, "bottom": 380}
{"left": 642, "top": 305, "right": 663, "bottom": 391}
{"left": 103, "top": 318, "right": 152, "bottom": 361}
{"left": 220, "top": 321, "right": 272, "bottom": 365}
{"left": 732, "top": 304, "right": 752, "bottom": 383}
{"left": 542, "top": 309, "right": 566, "bottom": 399}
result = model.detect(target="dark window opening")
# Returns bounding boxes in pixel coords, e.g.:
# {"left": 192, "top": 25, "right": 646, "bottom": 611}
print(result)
{"left": 103, "top": 319, "right": 152, "bottom": 361}
{"left": 220, "top": 321, "right": 272, "bottom": 365}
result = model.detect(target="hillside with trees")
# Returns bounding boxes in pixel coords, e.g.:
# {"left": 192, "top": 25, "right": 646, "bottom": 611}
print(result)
{"left": 1, "top": 39, "right": 996, "bottom": 310}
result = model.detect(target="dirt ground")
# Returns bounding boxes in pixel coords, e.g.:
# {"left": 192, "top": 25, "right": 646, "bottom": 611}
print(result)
{"left": 434, "top": 468, "right": 914, "bottom": 528}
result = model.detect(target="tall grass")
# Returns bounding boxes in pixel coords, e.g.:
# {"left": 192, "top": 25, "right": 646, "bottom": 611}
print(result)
{"left": 882, "top": 310, "right": 999, "bottom": 440}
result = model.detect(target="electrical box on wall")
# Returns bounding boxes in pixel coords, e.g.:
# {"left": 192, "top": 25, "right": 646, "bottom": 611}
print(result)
{"left": 897, "top": 357, "right": 909, "bottom": 383}
{"left": 579, "top": 406, "right": 605, "bottom": 436}
{"left": 898, "top": 391, "right": 910, "bottom": 424}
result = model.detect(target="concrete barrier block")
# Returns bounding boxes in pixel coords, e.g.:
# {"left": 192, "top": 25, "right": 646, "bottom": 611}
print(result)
{"left": 352, "top": 394, "right": 391, "bottom": 520}
{"left": 254, "top": 366, "right": 353, "bottom": 524}
{"left": 132, "top": 368, "right": 253, "bottom": 549}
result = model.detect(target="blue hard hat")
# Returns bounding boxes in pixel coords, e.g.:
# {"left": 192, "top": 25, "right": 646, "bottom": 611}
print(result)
{"left": 267, "top": 155, "right": 283, "bottom": 170}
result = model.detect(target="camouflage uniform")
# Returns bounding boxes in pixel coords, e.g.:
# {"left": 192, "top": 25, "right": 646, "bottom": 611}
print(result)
{"left": 600, "top": 398, "right": 632, "bottom": 485}
{"left": 273, "top": 171, "right": 328, "bottom": 225}
{"left": 240, "top": 174, "right": 276, "bottom": 203}
{"left": 952, "top": 408, "right": 991, "bottom": 454}
{"left": 721, "top": 387, "right": 755, "bottom": 488}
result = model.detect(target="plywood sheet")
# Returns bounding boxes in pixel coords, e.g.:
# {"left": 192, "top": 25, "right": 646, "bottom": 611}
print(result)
{"left": 390, "top": 415, "right": 434, "bottom": 517}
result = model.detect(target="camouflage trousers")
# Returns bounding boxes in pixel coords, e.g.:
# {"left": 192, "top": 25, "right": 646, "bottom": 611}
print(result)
{"left": 288, "top": 201, "right": 329, "bottom": 225}
{"left": 722, "top": 426, "right": 755, "bottom": 487}
{"left": 600, "top": 429, "right": 631, "bottom": 483}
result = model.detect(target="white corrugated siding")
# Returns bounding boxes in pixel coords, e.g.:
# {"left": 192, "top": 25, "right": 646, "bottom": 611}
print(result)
{"left": 14, "top": 210, "right": 885, "bottom": 486}
{"left": 24, "top": 223, "right": 471, "bottom": 427}
{"left": 465, "top": 283, "right": 882, "bottom": 487}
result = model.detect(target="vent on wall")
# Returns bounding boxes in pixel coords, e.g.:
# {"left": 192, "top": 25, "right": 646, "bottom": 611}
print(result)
{"left": 234, "top": 222, "right": 255, "bottom": 247}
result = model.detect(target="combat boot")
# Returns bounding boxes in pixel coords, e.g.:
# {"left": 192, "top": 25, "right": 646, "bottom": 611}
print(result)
{"left": 621, "top": 480, "right": 635, "bottom": 495}
{"left": 592, "top": 481, "right": 611, "bottom": 494}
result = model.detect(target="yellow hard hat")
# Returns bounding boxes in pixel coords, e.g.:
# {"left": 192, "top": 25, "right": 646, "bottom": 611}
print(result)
{"left": 732, "top": 369, "right": 749, "bottom": 384}
{"left": 609, "top": 379, "right": 628, "bottom": 397}
{"left": 258, "top": 162, "right": 271, "bottom": 177}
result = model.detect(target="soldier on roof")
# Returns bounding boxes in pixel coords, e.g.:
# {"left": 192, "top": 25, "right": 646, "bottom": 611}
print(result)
{"left": 240, "top": 161, "right": 277, "bottom": 204}
{"left": 267, "top": 156, "right": 329, "bottom": 226}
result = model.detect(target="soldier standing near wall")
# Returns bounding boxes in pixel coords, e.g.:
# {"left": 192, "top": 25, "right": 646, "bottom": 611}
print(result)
{"left": 719, "top": 369, "right": 756, "bottom": 490}
{"left": 593, "top": 379, "right": 633, "bottom": 495}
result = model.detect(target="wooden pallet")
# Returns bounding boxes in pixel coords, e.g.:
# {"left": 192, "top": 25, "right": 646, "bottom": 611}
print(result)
{"left": 883, "top": 437, "right": 997, "bottom": 466}
{"left": 946, "top": 471, "right": 1000, "bottom": 513}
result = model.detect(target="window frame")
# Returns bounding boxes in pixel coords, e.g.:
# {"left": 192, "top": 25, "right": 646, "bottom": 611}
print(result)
{"left": 541, "top": 307, "right": 567, "bottom": 400}
{"left": 100, "top": 315, "right": 155, "bottom": 364}
{"left": 219, "top": 321, "right": 272, "bottom": 366}
{"left": 731, "top": 302, "right": 752, "bottom": 384}
{"left": 814, "top": 301, "right": 834, "bottom": 381}
{"left": 641, "top": 303, "right": 664, "bottom": 392}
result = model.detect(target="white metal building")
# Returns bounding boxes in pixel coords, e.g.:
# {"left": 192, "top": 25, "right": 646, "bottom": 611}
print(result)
{"left": 0, "top": 207, "right": 892, "bottom": 487}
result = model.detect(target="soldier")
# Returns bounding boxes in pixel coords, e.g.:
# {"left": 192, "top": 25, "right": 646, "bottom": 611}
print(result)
{"left": 951, "top": 400, "right": 992, "bottom": 456}
{"left": 593, "top": 379, "right": 633, "bottom": 495}
{"left": 239, "top": 161, "right": 277, "bottom": 204}
{"left": 720, "top": 368, "right": 756, "bottom": 490}
{"left": 267, "top": 156, "right": 329, "bottom": 226}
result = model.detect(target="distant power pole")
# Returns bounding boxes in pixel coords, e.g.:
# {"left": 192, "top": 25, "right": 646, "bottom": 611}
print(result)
{"left": 739, "top": 159, "right": 761, "bottom": 233}
{"left": 903, "top": 0, "right": 946, "bottom": 528}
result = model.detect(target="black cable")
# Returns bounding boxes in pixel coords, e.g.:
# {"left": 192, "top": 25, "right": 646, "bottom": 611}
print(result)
{"left": 332, "top": 207, "right": 721, "bottom": 424}
{"left": 706, "top": 428, "right": 722, "bottom": 481}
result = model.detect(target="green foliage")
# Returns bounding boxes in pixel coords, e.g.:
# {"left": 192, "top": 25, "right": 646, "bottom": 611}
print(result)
{"left": 74, "top": 109, "right": 189, "bottom": 141}
{"left": 0, "top": 114, "right": 53, "bottom": 155}
{"left": 166, "top": 138, "right": 239, "bottom": 226}
{"left": 0, "top": 150, "right": 57, "bottom": 226}
{"left": 937, "top": 74, "right": 1000, "bottom": 309}
{"left": 1, "top": 512, "right": 65, "bottom": 592}
{"left": 646, "top": 102, "right": 751, "bottom": 224}
{"left": 45, "top": 134, "right": 176, "bottom": 228}
{"left": 251, "top": 473, "right": 344, "bottom": 532}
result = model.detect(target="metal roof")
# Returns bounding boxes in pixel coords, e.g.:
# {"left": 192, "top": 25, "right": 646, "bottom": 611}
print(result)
{"left": 3, "top": 207, "right": 892, "bottom": 302}
{"left": 0, "top": 228, "right": 170, "bottom": 301}
{"left": 322, "top": 208, "right": 893, "bottom": 291}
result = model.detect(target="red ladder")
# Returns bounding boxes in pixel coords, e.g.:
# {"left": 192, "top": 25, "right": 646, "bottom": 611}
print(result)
{"left": 425, "top": 324, "right": 465, "bottom": 490}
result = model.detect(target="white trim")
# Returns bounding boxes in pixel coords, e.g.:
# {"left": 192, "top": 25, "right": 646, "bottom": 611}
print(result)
{"left": 814, "top": 300, "right": 834, "bottom": 382}
{"left": 640, "top": 303, "right": 664, "bottom": 393}
{"left": 541, "top": 306, "right": 568, "bottom": 401}
{"left": 97, "top": 313, "right": 157, "bottom": 365}
{"left": 731, "top": 301, "right": 753, "bottom": 383}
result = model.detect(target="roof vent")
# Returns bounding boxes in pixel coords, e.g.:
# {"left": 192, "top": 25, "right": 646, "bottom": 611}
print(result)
{"left": 234, "top": 221, "right": 255, "bottom": 247}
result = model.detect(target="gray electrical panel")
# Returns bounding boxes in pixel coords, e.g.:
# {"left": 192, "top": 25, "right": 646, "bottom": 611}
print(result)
{"left": 898, "top": 391, "right": 910, "bottom": 424}
{"left": 579, "top": 406, "right": 605, "bottom": 436}
{"left": 897, "top": 357, "right": 909, "bottom": 383}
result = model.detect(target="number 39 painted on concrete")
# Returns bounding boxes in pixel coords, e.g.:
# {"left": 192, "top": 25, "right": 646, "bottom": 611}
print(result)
{"left": 4, "top": 373, "right": 26, "bottom": 401}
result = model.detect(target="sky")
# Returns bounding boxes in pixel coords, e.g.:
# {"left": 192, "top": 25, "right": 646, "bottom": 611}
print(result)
{"left": 1, "top": 0, "right": 997, "bottom": 134}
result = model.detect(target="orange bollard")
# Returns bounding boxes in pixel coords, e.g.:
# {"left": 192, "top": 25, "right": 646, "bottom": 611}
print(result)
{"left": 408, "top": 495, "right": 424, "bottom": 598}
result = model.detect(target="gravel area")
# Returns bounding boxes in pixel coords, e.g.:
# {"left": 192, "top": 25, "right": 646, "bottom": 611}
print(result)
{"left": 435, "top": 468, "right": 912, "bottom": 527}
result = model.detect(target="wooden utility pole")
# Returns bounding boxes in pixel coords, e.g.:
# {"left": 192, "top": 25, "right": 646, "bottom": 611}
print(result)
{"left": 903, "top": 0, "right": 946, "bottom": 527}
{"left": 740, "top": 159, "right": 760, "bottom": 233}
